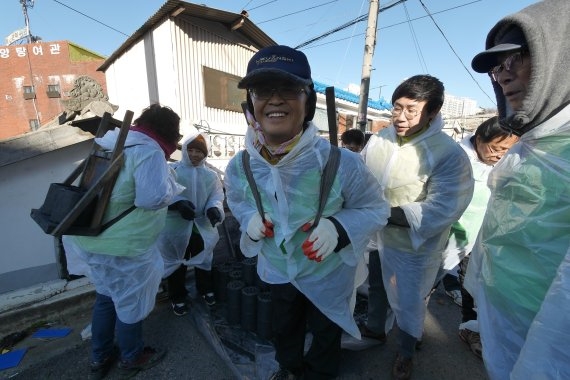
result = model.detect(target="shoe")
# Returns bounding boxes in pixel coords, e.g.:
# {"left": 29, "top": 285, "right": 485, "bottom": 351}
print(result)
{"left": 392, "top": 353, "right": 413, "bottom": 380}
{"left": 117, "top": 346, "right": 166, "bottom": 379}
{"left": 89, "top": 351, "right": 118, "bottom": 380}
{"left": 203, "top": 293, "right": 216, "bottom": 306}
{"left": 359, "top": 324, "right": 387, "bottom": 344}
{"left": 269, "top": 367, "right": 299, "bottom": 380}
{"left": 459, "top": 329, "right": 482, "bottom": 359}
{"left": 445, "top": 289, "right": 463, "bottom": 307}
{"left": 415, "top": 339, "right": 422, "bottom": 350}
{"left": 172, "top": 302, "right": 188, "bottom": 316}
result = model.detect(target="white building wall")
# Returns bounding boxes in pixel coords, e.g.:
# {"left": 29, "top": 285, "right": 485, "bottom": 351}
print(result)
{"left": 104, "top": 41, "right": 152, "bottom": 121}
{"left": 0, "top": 139, "right": 92, "bottom": 293}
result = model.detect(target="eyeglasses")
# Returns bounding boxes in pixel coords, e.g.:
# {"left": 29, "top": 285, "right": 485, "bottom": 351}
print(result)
{"left": 391, "top": 107, "right": 421, "bottom": 120}
{"left": 489, "top": 50, "right": 528, "bottom": 82}
{"left": 248, "top": 87, "right": 306, "bottom": 100}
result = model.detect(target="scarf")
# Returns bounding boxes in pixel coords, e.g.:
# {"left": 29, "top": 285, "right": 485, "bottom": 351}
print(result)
{"left": 244, "top": 107, "right": 302, "bottom": 164}
{"left": 130, "top": 124, "right": 177, "bottom": 159}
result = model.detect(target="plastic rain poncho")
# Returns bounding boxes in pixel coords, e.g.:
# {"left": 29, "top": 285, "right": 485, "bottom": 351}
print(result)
{"left": 468, "top": 105, "right": 570, "bottom": 380}
{"left": 224, "top": 123, "right": 389, "bottom": 338}
{"left": 466, "top": 0, "right": 570, "bottom": 377}
{"left": 442, "top": 134, "right": 493, "bottom": 273}
{"left": 63, "top": 129, "right": 183, "bottom": 323}
{"left": 362, "top": 114, "right": 474, "bottom": 338}
{"left": 158, "top": 131, "right": 225, "bottom": 277}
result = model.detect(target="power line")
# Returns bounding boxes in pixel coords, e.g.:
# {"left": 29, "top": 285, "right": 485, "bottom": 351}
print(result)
{"left": 403, "top": 1, "right": 428, "bottom": 74}
{"left": 417, "top": 0, "right": 495, "bottom": 105}
{"left": 52, "top": 0, "right": 129, "bottom": 37}
{"left": 256, "top": 0, "right": 338, "bottom": 25}
{"left": 294, "top": 0, "right": 405, "bottom": 49}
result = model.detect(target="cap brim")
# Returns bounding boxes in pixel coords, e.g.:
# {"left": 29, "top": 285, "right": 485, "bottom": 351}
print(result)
{"left": 238, "top": 68, "right": 313, "bottom": 89}
{"left": 471, "top": 43, "right": 523, "bottom": 73}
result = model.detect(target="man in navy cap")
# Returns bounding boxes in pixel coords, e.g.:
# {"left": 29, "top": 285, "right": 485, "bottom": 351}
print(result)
{"left": 224, "top": 45, "right": 389, "bottom": 380}
{"left": 467, "top": 1, "right": 570, "bottom": 379}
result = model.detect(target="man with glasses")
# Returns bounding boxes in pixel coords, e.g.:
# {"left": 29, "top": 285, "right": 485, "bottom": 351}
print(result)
{"left": 468, "top": 1, "right": 570, "bottom": 379}
{"left": 360, "top": 75, "right": 474, "bottom": 380}
{"left": 224, "top": 45, "right": 389, "bottom": 380}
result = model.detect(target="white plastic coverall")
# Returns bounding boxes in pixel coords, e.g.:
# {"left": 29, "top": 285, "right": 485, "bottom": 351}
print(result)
{"left": 468, "top": 105, "right": 570, "bottom": 379}
{"left": 442, "top": 134, "right": 493, "bottom": 272}
{"left": 63, "top": 129, "right": 183, "bottom": 324}
{"left": 158, "top": 131, "right": 225, "bottom": 277}
{"left": 224, "top": 123, "right": 389, "bottom": 338}
{"left": 362, "top": 114, "right": 474, "bottom": 339}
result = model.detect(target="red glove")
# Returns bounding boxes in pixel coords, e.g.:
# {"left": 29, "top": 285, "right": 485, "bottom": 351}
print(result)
{"left": 246, "top": 213, "right": 274, "bottom": 241}
{"left": 301, "top": 219, "right": 338, "bottom": 263}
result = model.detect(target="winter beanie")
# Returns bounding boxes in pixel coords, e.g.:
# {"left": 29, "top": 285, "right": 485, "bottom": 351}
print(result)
{"left": 187, "top": 135, "right": 208, "bottom": 156}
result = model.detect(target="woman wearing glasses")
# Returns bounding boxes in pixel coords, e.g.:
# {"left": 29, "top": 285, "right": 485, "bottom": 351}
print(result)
{"left": 224, "top": 45, "right": 389, "bottom": 380}
{"left": 360, "top": 75, "right": 474, "bottom": 380}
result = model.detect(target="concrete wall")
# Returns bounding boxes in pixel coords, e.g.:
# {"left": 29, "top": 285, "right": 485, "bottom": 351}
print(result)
{"left": 0, "top": 138, "right": 91, "bottom": 294}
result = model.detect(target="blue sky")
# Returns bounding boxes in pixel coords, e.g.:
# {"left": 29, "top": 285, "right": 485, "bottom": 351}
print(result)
{"left": 1, "top": 0, "right": 537, "bottom": 109}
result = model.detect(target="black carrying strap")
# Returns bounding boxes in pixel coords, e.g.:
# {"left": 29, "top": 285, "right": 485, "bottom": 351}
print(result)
{"left": 100, "top": 205, "right": 136, "bottom": 231}
{"left": 314, "top": 145, "right": 340, "bottom": 227}
{"left": 98, "top": 143, "right": 142, "bottom": 232}
{"left": 241, "top": 145, "right": 341, "bottom": 228}
{"left": 242, "top": 150, "right": 266, "bottom": 222}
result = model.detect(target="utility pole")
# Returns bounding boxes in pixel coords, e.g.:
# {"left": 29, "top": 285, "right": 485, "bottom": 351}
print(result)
{"left": 20, "top": 0, "right": 35, "bottom": 43}
{"left": 357, "top": 0, "right": 379, "bottom": 132}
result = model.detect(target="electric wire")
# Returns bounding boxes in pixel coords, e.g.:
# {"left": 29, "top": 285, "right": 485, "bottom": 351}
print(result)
{"left": 417, "top": 0, "right": 495, "bottom": 105}
{"left": 403, "top": 1, "right": 428, "bottom": 74}
{"left": 256, "top": 0, "right": 338, "bottom": 25}
{"left": 52, "top": 0, "right": 129, "bottom": 37}
{"left": 295, "top": 0, "right": 405, "bottom": 49}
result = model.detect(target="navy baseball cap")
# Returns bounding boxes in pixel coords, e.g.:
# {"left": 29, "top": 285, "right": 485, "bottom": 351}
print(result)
{"left": 238, "top": 45, "right": 313, "bottom": 89}
{"left": 472, "top": 26, "right": 527, "bottom": 73}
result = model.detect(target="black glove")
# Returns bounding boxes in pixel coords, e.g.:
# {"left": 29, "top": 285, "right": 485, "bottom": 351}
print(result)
{"left": 387, "top": 206, "right": 410, "bottom": 227}
{"left": 206, "top": 207, "right": 222, "bottom": 227}
{"left": 171, "top": 200, "right": 195, "bottom": 221}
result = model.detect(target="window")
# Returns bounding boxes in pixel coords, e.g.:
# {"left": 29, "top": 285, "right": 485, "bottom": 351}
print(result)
{"left": 46, "top": 84, "right": 61, "bottom": 98}
{"left": 203, "top": 66, "right": 245, "bottom": 113}
{"left": 23, "top": 85, "right": 35, "bottom": 100}
{"left": 29, "top": 119, "right": 40, "bottom": 131}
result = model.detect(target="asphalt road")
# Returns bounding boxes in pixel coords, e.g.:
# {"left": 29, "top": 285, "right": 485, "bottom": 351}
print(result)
{"left": 1, "top": 282, "right": 488, "bottom": 380}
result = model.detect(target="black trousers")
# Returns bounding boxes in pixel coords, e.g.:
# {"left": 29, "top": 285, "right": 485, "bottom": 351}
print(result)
{"left": 270, "top": 282, "right": 342, "bottom": 380}
{"left": 167, "top": 229, "right": 213, "bottom": 303}
{"left": 458, "top": 255, "right": 477, "bottom": 323}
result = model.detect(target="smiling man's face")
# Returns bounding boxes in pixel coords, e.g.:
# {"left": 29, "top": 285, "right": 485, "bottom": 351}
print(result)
{"left": 250, "top": 79, "right": 308, "bottom": 146}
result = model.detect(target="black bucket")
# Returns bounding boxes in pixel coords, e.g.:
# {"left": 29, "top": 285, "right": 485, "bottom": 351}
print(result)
{"left": 214, "top": 261, "right": 233, "bottom": 303}
{"left": 226, "top": 280, "right": 245, "bottom": 325}
{"left": 240, "top": 286, "right": 259, "bottom": 332}
{"left": 241, "top": 257, "right": 257, "bottom": 286}
{"left": 256, "top": 291, "right": 273, "bottom": 340}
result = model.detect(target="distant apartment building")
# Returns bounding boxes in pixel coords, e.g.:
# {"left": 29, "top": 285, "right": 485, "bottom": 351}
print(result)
{"left": 441, "top": 94, "right": 479, "bottom": 118}
{"left": 0, "top": 40, "right": 107, "bottom": 140}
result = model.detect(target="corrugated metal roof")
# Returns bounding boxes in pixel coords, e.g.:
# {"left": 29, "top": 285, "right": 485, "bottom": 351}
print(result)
{"left": 314, "top": 81, "right": 391, "bottom": 111}
{"left": 98, "top": 0, "right": 276, "bottom": 72}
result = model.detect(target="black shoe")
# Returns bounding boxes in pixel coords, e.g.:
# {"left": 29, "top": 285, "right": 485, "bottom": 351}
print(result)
{"left": 269, "top": 367, "right": 299, "bottom": 380}
{"left": 89, "top": 347, "right": 118, "bottom": 380}
{"left": 202, "top": 293, "right": 216, "bottom": 306}
{"left": 117, "top": 346, "right": 166, "bottom": 379}
{"left": 392, "top": 353, "right": 413, "bottom": 380}
{"left": 359, "top": 324, "right": 387, "bottom": 344}
{"left": 172, "top": 302, "right": 188, "bottom": 316}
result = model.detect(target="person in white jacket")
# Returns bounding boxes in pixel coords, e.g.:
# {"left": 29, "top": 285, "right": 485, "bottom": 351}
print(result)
{"left": 224, "top": 45, "right": 389, "bottom": 380}
{"left": 469, "top": 1, "right": 570, "bottom": 378}
{"left": 158, "top": 130, "right": 225, "bottom": 316}
{"left": 63, "top": 104, "right": 183, "bottom": 379}
{"left": 361, "top": 75, "right": 474, "bottom": 380}
{"left": 439, "top": 116, "right": 518, "bottom": 360}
